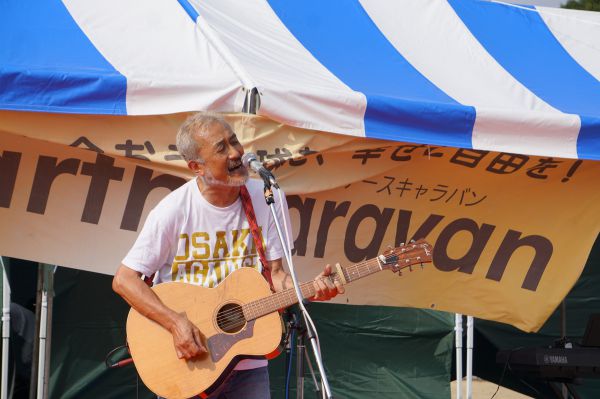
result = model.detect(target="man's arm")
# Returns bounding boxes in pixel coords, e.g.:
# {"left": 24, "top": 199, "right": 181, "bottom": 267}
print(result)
{"left": 112, "top": 264, "right": 206, "bottom": 359}
{"left": 269, "top": 259, "right": 344, "bottom": 300}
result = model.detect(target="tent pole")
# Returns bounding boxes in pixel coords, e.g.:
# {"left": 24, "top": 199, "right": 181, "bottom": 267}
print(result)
{"left": 35, "top": 265, "right": 55, "bottom": 399}
{"left": 455, "top": 314, "right": 462, "bottom": 399}
{"left": 35, "top": 272, "right": 48, "bottom": 399}
{"left": 29, "top": 266, "right": 42, "bottom": 399}
{"left": 560, "top": 301, "right": 568, "bottom": 399}
{"left": 466, "top": 316, "right": 474, "bottom": 399}
{"left": 1, "top": 257, "right": 10, "bottom": 399}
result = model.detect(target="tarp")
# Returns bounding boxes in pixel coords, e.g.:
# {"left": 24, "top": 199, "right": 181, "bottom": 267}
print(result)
{"left": 2, "top": 0, "right": 600, "bottom": 159}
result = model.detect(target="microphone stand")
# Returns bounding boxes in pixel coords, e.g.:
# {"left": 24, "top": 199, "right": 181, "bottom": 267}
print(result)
{"left": 288, "top": 309, "right": 321, "bottom": 399}
{"left": 261, "top": 178, "right": 333, "bottom": 399}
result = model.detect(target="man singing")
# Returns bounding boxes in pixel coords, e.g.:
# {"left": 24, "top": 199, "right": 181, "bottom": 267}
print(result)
{"left": 113, "top": 112, "right": 344, "bottom": 398}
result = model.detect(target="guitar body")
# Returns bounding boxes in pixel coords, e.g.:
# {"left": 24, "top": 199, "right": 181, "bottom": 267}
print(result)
{"left": 126, "top": 267, "right": 282, "bottom": 399}
{"left": 126, "top": 240, "right": 433, "bottom": 398}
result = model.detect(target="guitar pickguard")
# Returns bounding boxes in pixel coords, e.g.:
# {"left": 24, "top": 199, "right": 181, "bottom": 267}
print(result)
{"left": 207, "top": 320, "right": 256, "bottom": 362}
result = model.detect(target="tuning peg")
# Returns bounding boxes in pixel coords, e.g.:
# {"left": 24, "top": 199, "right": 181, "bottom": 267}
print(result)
{"left": 409, "top": 265, "right": 413, "bottom": 272}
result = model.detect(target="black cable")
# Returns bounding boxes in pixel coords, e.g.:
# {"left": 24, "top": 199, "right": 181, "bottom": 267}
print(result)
{"left": 508, "top": 364, "right": 542, "bottom": 399}
{"left": 489, "top": 346, "right": 543, "bottom": 399}
{"left": 105, "top": 343, "right": 141, "bottom": 397}
{"left": 489, "top": 356, "right": 509, "bottom": 399}
{"left": 104, "top": 344, "right": 128, "bottom": 368}
{"left": 490, "top": 347, "right": 522, "bottom": 399}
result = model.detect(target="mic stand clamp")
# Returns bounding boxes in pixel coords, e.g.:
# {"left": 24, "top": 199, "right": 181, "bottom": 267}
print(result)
{"left": 263, "top": 185, "right": 275, "bottom": 205}
{"left": 262, "top": 180, "right": 334, "bottom": 399}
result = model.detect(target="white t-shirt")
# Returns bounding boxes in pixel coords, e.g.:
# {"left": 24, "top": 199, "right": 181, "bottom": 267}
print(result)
{"left": 123, "top": 177, "right": 291, "bottom": 370}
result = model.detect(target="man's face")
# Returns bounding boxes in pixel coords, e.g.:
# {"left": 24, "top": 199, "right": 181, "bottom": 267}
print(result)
{"left": 192, "top": 122, "right": 248, "bottom": 187}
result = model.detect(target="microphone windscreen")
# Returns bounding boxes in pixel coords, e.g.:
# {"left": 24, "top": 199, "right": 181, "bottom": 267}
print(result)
{"left": 241, "top": 152, "right": 257, "bottom": 168}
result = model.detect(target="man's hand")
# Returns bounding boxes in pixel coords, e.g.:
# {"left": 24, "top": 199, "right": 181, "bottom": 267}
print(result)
{"left": 170, "top": 313, "right": 207, "bottom": 359}
{"left": 113, "top": 265, "right": 207, "bottom": 360}
{"left": 312, "top": 264, "right": 345, "bottom": 301}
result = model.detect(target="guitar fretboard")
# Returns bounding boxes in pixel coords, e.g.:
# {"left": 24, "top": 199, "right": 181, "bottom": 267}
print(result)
{"left": 242, "top": 257, "right": 384, "bottom": 321}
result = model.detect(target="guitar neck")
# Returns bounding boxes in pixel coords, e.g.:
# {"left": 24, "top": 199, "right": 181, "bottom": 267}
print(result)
{"left": 242, "top": 257, "right": 383, "bottom": 321}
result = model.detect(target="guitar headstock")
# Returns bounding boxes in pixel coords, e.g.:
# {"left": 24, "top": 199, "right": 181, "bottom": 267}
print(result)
{"left": 378, "top": 239, "right": 433, "bottom": 275}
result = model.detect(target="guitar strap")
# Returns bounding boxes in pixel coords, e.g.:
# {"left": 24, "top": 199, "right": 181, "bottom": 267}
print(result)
{"left": 239, "top": 184, "right": 275, "bottom": 293}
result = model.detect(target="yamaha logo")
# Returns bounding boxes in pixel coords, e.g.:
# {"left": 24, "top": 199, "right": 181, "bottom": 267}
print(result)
{"left": 543, "top": 354, "right": 568, "bottom": 364}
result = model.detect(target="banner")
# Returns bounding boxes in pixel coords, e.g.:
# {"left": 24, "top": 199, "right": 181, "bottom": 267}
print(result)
{"left": 1, "top": 110, "right": 599, "bottom": 331}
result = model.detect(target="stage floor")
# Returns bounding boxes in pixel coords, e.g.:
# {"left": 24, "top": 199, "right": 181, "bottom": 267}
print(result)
{"left": 451, "top": 378, "right": 532, "bottom": 399}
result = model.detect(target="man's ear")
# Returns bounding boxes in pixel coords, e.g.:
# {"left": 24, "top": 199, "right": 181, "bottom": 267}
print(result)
{"left": 188, "top": 160, "right": 204, "bottom": 176}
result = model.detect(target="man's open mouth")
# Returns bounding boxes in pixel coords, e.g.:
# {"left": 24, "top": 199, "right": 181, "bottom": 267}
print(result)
{"left": 228, "top": 161, "right": 243, "bottom": 172}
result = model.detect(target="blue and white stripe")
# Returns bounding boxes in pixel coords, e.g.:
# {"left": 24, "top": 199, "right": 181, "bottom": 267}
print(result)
{"left": 1, "top": 0, "right": 599, "bottom": 159}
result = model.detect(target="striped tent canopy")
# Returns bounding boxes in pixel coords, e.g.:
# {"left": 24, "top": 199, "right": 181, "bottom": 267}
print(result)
{"left": 2, "top": 0, "right": 599, "bottom": 160}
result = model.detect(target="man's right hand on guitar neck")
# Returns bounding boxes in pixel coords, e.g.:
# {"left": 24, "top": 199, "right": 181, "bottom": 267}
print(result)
{"left": 169, "top": 313, "right": 207, "bottom": 359}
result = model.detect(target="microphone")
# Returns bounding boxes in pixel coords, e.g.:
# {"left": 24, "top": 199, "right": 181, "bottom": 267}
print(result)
{"left": 241, "top": 152, "right": 279, "bottom": 188}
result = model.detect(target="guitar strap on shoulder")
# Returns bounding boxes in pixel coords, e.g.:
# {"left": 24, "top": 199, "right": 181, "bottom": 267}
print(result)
{"left": 239, "top": 184, "right": 275, "bottom": 293}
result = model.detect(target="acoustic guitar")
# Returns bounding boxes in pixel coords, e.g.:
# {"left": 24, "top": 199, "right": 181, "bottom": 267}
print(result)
{"left": 126, "top": 240, "right": 433, "bottom": 399}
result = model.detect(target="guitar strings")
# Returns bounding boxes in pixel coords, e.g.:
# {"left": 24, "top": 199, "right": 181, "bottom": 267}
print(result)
{"left": 189, "top": 279, "right": 314, "bottom": 330}
{"left": 178, "top": 271, "right": 351, "bottom": 333}
{"left": 196, "top": 277, "right": 331, "bottom": 331}
{"left": 210, "top": 246, "right": 426, "bottom": 330}
{"left": 211, "top": 273, "right": 347, "bottom": 331}
{"left": 214, "top": 259, "right": 417, "bottom": 329}
{"left": 214, "top": 266, "right": 353, "bottom": 330}
{"left": 213, "top": 260, "right": 366, "bottom": 325}
{"left": 210, "top": 247, "right": 425, "bottom": 329}
{"left": 212, "top": 263, "right": 360, "bottom": 323}
{"left": 213, "top": 280, "right": 317, "bottom": 330}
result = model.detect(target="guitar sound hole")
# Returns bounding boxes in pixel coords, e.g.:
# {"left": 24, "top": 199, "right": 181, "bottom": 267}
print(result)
{"left": 216, "top": 303, "right": 246, "bottom": 333}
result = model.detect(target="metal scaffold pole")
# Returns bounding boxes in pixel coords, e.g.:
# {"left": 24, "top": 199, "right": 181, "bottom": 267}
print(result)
{"left": 1, "top": 257, "right": 11, "bottom": 399}
{"left": 30, "top": 264, "right": 55, "bottom": 399}
{"left": 455, "top": 314, "right": 462, "bottom": 399}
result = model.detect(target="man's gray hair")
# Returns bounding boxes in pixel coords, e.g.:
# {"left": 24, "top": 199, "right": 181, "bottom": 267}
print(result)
{"left": 176, "top": 112, "right": 231, "bottom": 162}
